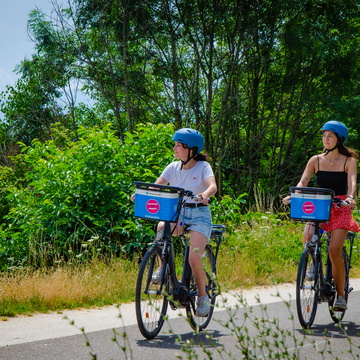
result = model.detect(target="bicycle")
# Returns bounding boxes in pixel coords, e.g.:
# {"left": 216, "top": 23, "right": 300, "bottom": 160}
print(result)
{"left": 289, "top": 186, "right": 355, "bottom": 329}
{"left": 133, "top": 181, "right": 225, "bottom": 339}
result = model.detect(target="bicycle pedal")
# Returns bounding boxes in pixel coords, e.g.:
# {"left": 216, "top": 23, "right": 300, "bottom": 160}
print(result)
{"left": 348, "top": 287, "right": 353, "bottom": 293}
{"left": 169, "top": 301, "right": 177, "bottom": 310}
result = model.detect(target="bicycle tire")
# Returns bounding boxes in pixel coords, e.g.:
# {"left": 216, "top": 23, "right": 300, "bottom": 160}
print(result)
{"left": 296, "top": 249, "right": 319, "bottom": 329}
{"left": 186, "top": 245, "right": 217, "bottom": 331}
{"left": 329, "top": 246, "right": 349, "bottom": 322}
{"left": 135, "top": 245, "right": 169, "bottom": 339}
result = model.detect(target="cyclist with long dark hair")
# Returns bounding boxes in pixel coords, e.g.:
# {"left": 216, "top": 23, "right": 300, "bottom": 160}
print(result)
{"left": 283, "top": 121, "right": 360, "bottom": 310}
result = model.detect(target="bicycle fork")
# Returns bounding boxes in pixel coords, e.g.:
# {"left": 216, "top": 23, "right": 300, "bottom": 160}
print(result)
{"left": 158, "top": 236, "right": 190, "bottom": 309}
{"left": 321, "top": 251, "right": 336, "bottom": 302}
{"left": 307, "top": 234, "right": 320, "bottom": 279}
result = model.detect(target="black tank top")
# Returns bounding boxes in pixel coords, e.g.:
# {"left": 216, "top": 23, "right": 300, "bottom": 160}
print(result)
{"left": 316, "top": 155, "right": 348, "bottom": 195}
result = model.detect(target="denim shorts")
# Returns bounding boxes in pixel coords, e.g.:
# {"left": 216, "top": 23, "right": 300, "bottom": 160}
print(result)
{"left": 178, "top": 206, "right": 212, "bottom": 240}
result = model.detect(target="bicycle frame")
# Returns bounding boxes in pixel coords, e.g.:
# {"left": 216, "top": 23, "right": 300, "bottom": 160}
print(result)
{"left": 299, "top": 220, "right": 354, "bottom": 325}
{"left": 154, "top": 220, "right": 223, "bottom": 308}
{"left": 157, "top": 221, "right": 192, "bottom": 306}
{"left": 134, "top": 181, "right": 224, "bottom": 338}
{"left": 307, "top": 224, "right": 322, "bottom": 283}
{"left": 307, "top": 223, "right": 334, "bottom": 302}
{"left": 291, "top": 186, "right": 357, "bottom": 328}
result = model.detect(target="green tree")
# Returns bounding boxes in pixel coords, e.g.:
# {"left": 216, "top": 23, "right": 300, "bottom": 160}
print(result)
{"left": 1, "top": 0, "right": 359, "bottom": 210}
{"left": 0, "top": 64, "right": 63, "bottom": 144}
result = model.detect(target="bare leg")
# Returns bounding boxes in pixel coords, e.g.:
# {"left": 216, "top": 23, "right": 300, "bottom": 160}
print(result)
{"left": 303, "top": 222, "right": 314, "bottom": 246}
{"left": 155, "top": 221, "right": 184, "bottom": 269}
{"left": 156, "top": 220, "right": 184, "bottom": 237}
{"left": 188, "top": 230, "right": 208, "bottom": 297}
{"left": 328, "top": 229, "right": 347, "bottom": 298}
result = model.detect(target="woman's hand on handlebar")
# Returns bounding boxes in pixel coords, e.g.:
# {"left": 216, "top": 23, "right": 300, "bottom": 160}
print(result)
{"left": 345, "top": 196, "right": 356, "bottom": 210}
{"left": 197, "top": 193, "right": 211, "bottom": 205}
{"left": 334, "top": 197, "right": 355, "bottom": 209}
{"left": 282, "top": 195, "right": 291, "bottom": 205}
{"left": 184, "top": 190, "right": 211, "bottom": 205}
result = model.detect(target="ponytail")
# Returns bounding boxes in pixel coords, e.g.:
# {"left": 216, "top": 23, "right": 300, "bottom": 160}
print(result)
{"left": 194, "top": 153, "right": 210, "bottom": 162}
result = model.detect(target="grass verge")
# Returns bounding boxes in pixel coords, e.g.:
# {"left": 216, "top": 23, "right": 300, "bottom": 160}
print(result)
{"left": 0, "top": 215, "right": 359, "bottom": 317}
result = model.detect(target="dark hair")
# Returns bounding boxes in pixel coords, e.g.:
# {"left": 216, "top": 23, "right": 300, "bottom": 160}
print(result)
{"left": 338, "top": 143, "right": 359, "bottom": 159}
{"left": 194, "top": 153, "right": 210, "bottom": 162}
{"left": 181, "top": 143, "right": 210, "bottom": 162}
{"left": 322, "top": 136, "right": 359, "bottom": 159}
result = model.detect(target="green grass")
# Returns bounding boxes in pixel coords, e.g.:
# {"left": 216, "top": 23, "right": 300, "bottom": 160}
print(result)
{"left": 0, "top": 215, "right": 359, "bottom": 317}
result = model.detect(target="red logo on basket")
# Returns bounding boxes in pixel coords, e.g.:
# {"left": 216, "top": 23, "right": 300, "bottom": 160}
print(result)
{"left": 302, "top": 201, "right": 315, "bottom": 215}
{"left": 146, "top": 199, "right": 160, "bottom": 214}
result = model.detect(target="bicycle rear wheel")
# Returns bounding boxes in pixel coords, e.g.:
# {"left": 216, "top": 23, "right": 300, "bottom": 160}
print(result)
{"left": 186, "top": 245, "right": 217, "bottom": 331}
{"left": 329, "top": 246, "right": 349, "bottom": 322}
{"left": 135, "top": 245, "right": 168, "bottom": 339}
{"left": 296, "top": 249, "right": 319, "bottom": 329}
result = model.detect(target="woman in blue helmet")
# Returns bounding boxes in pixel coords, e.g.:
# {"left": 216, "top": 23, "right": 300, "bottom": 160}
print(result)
{"left": 283, "top": 121, "right": 360, "bottom": 310}
{"left": 155, "top": 128, "right": 217, "bottom": 317}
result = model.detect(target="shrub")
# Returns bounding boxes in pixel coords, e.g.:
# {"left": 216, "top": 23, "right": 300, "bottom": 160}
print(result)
{"left": 0, "top": 123, "right": 174, "bottom": 267}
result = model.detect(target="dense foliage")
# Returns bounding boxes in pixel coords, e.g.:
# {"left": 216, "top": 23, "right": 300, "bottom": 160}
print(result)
{"left": 0, "top": 123, "right": 174, "bottom": 267}
{"left": 0, "top": 0, "right": 359, "bottom": 267}
{"left": 1, "top": 0, "right": 359, "bottom": 204}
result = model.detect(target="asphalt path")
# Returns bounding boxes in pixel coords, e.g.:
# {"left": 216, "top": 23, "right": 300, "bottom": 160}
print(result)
{"left": 1, "top": 280, "right": 360, "bottom": 359}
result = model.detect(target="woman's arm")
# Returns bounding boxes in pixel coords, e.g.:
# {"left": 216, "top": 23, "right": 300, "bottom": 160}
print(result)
{"left": 346, "top": 157, "right": 357, "bottom": 208}
{"left": 155, "top": 176, "right": 168, "bottom": 185}
{"left": 198, "top": 176, "right": 217, "bottom": 205}
{"left": 282, "top": 155, "right": 317, "bottom": 204}
{"left": 296, "top": 155, "right": 317, "bottom": 187}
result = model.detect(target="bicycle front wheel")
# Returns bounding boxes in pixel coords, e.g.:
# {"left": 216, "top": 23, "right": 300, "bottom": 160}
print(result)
{"left": 186, "top": 245, "right": 217, "bottom": 331}
{"left": 329, "top": 246, "right": 349, "bottom": 323}
{"left": 296, "top": 249, "right": 318, "bottom": 329}
{"left": 135, "top": 245, "right": 168, "bottom": 339}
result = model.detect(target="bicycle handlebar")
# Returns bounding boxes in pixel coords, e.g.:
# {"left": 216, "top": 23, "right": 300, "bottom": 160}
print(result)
{"left": 287, "top": 198, "right": 350, "bottom": 207}
{"left": 333, "top": 198, "right": 350, "bottom": 207}
{"left": 184, "top": 190, "right": 212, "bottom": 203}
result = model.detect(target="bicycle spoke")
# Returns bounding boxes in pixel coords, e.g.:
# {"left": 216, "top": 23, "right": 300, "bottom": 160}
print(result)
{"left": 296, "top": 250, "right": 318, "bottom": 329}
{"left": 135, "top": 245, "right": 168, "bottom": 339}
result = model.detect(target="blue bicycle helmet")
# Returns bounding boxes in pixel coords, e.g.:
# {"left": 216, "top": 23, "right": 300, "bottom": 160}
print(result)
{"left": 321, "top": 121, "right": 348, "bottom": 143}
{"left": 172, "top": 128, "right": 204, "bottom": 153}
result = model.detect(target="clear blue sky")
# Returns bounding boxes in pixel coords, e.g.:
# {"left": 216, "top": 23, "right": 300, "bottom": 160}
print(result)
{"left": 0, "top": 0, "right": 54, "bottom": 93}
{"left": 0, "top": 0, "right": 92, "bottom": 116}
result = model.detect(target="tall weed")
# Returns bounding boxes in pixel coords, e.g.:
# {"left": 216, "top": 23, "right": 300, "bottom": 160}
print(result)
{"left": 0, "top": 258, "right": 138, "bottom": 316}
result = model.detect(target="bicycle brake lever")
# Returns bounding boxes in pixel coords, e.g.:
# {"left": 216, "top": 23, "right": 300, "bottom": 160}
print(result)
{"left": 184, "top": 190, "right": 194, "bottom": 197}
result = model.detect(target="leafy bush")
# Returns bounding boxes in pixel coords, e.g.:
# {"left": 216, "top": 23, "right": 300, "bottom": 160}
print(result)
{"left": 0, "top": 123, "right": 174, "bottom": 267}
{"left": 211, "top": 194, "right": 247, "bottom": 231}
{"left": 0, "top": 167, "right": 15, "bottom": 222}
